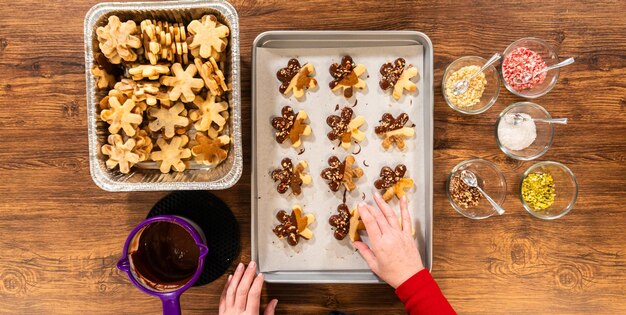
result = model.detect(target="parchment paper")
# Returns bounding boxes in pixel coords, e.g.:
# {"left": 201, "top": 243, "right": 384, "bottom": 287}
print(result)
{"left": 255, "top": 45, "right": 426, "bottom": 272}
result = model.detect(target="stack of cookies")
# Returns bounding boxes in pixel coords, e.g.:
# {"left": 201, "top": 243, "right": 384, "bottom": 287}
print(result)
{"left": 91, "top": 14, "right": 231, "bottom": 174}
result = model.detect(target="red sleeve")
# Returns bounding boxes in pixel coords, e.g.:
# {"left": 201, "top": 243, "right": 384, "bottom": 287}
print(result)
{"left": 395, "top": 269, "right": 456, "bottom": 315}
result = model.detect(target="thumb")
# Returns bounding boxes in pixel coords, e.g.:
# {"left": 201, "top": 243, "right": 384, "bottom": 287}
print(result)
{"left": 263, "top": 299, "right": 278, "bottom": 315}
{"left": 353, "top": 241, "right": 378, "bottom": 272}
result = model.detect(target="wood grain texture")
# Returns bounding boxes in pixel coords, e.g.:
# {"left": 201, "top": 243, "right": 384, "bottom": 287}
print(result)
{"left": 1, "top": 0, "right": 625, "bottom": 314}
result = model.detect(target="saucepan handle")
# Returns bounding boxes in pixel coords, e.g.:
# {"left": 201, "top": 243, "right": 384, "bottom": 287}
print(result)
{"left": 161, "top": 294, "right": 181, "bottom": 315}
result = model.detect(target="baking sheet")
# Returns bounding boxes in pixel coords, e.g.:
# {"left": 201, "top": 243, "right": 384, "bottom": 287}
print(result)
{"left": 254, "top": 44, "right": 426, "bottom": 273}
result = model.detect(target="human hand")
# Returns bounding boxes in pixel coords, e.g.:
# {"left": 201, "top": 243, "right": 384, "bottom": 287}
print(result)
{"left": 219, "top": 261, "right": 278, "bottom": 315}
{"left": 353, "top": 193, "right": 424, "bottom": 289}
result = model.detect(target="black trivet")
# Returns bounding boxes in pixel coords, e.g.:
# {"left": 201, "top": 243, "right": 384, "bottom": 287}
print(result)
{"left": 147, "top": 191, "right": 240, "bottom": 286}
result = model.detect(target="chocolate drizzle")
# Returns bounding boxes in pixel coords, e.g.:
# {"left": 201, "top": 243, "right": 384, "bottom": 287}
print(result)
{"left": 320, "top": 156, "right": 345, "bottom": 192}
{"left": 329, "top": 56, "right": 359, "bottom": 98}
{"left": 326, "top": 107, "right": 353, "bottom": 143}
{"left": 352, "top": 141, "right": 362, "bottom": 155}
{"left": 329, "top": 203, "right": 351, "bottom": 240}
{"left": 272, "top": 210, "right": 300, "bottom": 246}
{"left": 276, "top": 58, "right": 302, "bottom": 94}
{"left": 375, "top": 113, "right": 409, "bottom": 134}
{"left": 271, "top": 106, "right": 308, "bottom": 144}
{"left": 379, "top": 58, "right": 406, "bottom": 90}
{"left": 374, "top": 164, "right": 407, "bottom": 189}
{"left": 271, "top": 158, "right": 305, "bottom": 195}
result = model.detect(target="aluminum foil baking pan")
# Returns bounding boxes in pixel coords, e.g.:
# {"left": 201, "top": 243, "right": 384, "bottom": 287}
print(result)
{"left": 84, "top": 0, "right": 242, "bottom": 191}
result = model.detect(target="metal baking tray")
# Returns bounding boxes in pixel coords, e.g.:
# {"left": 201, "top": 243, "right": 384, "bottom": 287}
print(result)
{"left": 84, "top": 0, "right": 242, "bottom": 191}
{"left": 251, "top": 31, "right": 433, "bottom": 283}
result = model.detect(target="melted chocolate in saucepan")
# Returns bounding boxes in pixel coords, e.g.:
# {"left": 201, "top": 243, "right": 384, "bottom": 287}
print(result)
{"left": 128, "top": 222, "right": 200, "bottom": 292}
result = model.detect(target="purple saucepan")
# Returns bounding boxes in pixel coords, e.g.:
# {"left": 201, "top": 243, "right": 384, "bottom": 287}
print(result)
{"left": 117, "top": 215, "right": 209, "bottom": 315}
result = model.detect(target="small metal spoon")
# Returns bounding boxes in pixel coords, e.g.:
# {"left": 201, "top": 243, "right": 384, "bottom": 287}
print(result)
{"left": 513, "top": 57, "right": 575, "bottom": 85}
{"left": 460, "top": 170, "right": 505, "bottom": 215}
{"left": 512, "top": 113, "right": 568, "bottom": 125}
{"left": 452, "top": 53, "right": 502, "bottom": 96}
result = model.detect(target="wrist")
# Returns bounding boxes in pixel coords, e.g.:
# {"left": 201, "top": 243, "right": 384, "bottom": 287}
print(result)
{"left": 390, "top": 265, "right": 424, "bottom": 289}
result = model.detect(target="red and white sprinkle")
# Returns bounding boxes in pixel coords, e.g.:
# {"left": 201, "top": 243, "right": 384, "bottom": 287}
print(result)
{"left": 502, "top": 47, "right": 547, "bottom": 91}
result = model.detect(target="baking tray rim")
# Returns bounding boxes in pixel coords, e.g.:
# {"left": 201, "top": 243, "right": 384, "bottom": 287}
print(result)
{"left": 251, "top": 30, "right": 434, "bottom": 283}
{"left": 83, "top": 0, "right": 243, "bottom": 191}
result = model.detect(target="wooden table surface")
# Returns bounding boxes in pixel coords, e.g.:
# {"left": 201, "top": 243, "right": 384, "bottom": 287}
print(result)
{"left": 1, "top": 0, "right": 626, "bottom": 314}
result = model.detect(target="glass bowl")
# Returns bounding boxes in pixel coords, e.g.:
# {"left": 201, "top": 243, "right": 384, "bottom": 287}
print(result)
{"left": 442, "top": 56, "right": 500, "bottom": 114}
{"left": 495, "top": 102, "right": 554, "bottom": 160}
{"left": 446, "top": 159, "right": 507, "bottom": 219}
{"left": 501, "top": 37, "right": 560, "bottom": 98}
{"left": 520, "top": 161, "right": 578, "bottom": 220}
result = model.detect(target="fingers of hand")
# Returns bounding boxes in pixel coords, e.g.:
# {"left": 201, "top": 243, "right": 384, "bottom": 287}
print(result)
{"left": 373, "top": 190, "right": 400, "bottom": 229}
{"left": 353, "top": 241, "right": 378, "bottom": 273}
{"left": 234, "top": 261, "right": 258, "bottom": 310}
{"left": 245, "top": 272, "right": 264, "bottom": 312}
{"left": 219, "top": 274, "right": 233, "bottom": 313}
{"left": 358, "top": 203, "right": 381, "bottom": 240}
{"left": 226, "top": 262, "right": 246, "bottom": 307}
{"left": 399, "top": 196, "right": 413, "bottom": 236}
{"left": 264, "top": 299, "right": 278, "bottom": 315}
{"left": 366, "top": 201, "right": 391, "bottom": 233}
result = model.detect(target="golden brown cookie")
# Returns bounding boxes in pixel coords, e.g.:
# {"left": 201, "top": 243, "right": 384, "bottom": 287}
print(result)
{"left": 374, "top": 113, "right": 415, "bottom": 150}
{"left": 150, "top": 135, "right": 192, "bottom": 173}
{"left": 91, "top": 66, "right": 115, "bottom": 89}
{"left": 128, "top": 64, "right": 170, "bottom": 81}
{"left": 131, "top": 128, "right": 154, "bottom": 162}
{"left": 194, "top": 57, "right": 229, "bottom": 96}
{"left": 374, "top": 164, "right": 414, "bottom": 201}
{"left": 276, "top": 58, "right": 317, "bottom": 99}
{"left": 320, "top": 155, "right": 364, "bottom": 192}
{"left": 326, "top": 107, "right": 366, "bottom": 149}
{"left": 329, "top": 56, "right": 367, "bottom": 98}
{"left": 160, "top": 63, "right": 204, "bottom": 102}
{"left": 100, "top": 97, "right": 143, "bottom": 136}
{"left": 113, "top": 79, "right": 162, "bottom": 106}
{"left": 271, "top": 158, "right": 312, "bottom": 196}
{"left": 101, "top": 134, "right": 139, "bottom": 174}
{"left": 272, "top": 205, "right": 315, "bottom": 246}
{"left": 189, "top": 94, "right": 229, "bottom": 136}
{"left": 96, "top": 16, "right": 142, "bottom": 64}
{"left": 148, "top": 102, "right": 190, "bottom": 138}
{"left": 190, "top": 133, "right": 230, "bottom": 166}
{"left": 187, "top": 15, "right": 229, "bottom": 59}
{"left": 271, "top": 106, "right": 311, "bottom": 147}
{"left": 379, "top": 58, "right": 418, "bottom": 100}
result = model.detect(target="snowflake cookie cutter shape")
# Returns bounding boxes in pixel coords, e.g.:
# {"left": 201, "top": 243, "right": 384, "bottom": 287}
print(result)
{"left": 187, "top": 15, "right": 229, "bottom": 59}
{"left": 96, "top": 16, "right": 142, "bottom": 64}
{"left": 100, "top": 96, "right": 143, "bottom": 137}
{"left": 150, "top": 135, "right": 192, "bottom": 173}
{"left": 190, "top": 94, "right": 229, "bottom": 138}
{"left": 271, "top": 106, "right": 312, "bottom": 148}
{"left": 374, "top": 113, "right": 415, "bottom": 150}
{"left": 271, "top": 158, "right": 312, "bottom": 196}
{"left": 148, "top": 102, "right": 190, "bottom": 138}
{"left": 191, "top": 133, "right": 230, "bottom": 166}
{"left": 374, "top": 164, "right": 414, "bottom": 201}
{"left": 329, "top": 55, "right": 367, "bottom": 98}
{"left": 320, "top": 155, "right": 364, "bottom": 192}
{"left": 101, "top": 134, "right": 139, "bottom": 174}
{"left": 379, "top": 58, "right": 418, "bottom": 100}
{"left": 272, "top": 205, "right": 315, "bottom": 246}
{"left": 276, "top": 58, "right": 317, "bottom": 100}
{"left": 160, "top": 63, "right": 204, "bottom": 103}
{"left": 326, "top": 106, "right": 365, "bottom": 149}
